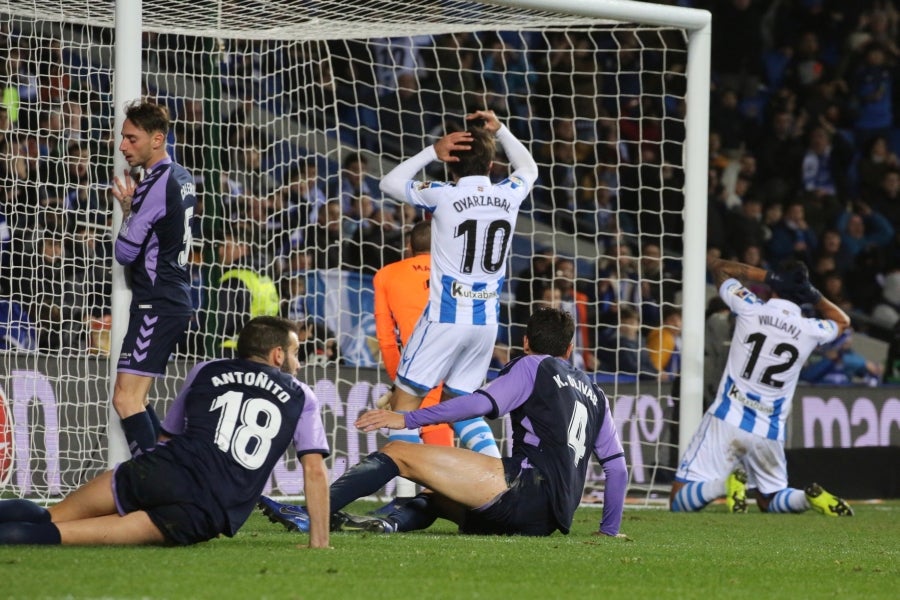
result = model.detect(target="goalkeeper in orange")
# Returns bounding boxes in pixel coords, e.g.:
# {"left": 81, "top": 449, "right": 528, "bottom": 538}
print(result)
{"left": 372, "top": 220, "right": 455, "bottom": 508}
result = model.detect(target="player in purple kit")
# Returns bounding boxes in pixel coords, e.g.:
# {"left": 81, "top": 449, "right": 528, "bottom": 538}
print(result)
{"left": 0, "top": 316, "right": 331, "bottom": 547}
{"left": 260, "top": 307, "right": 628, "bottom": 538}
{"left": 110, "top": 100, "right": 197, "bottom": 456}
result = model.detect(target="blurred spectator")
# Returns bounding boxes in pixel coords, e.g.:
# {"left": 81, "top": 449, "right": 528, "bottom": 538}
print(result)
{"left": 834, "top": 201, "right": 895, "bottom": 260}
{"left": 727, "top": 196, "right": 770, "bottom": 257}
{"left": 340, "top": 152, "right": 379, "bottom": 212}
{"left": 707, "top": 0, "right": 764, "bottom": 95}
{"left": 703, "top": 296, "right": 732, "bottom": 410}
{"left": 847, "top": 42, "right": 894, "bottom": 147}
{"left": 343, "top": 195, "right": 403, "bottom": 275}
{"left": 710, "top": 88, "right": 749, "bottom": 156}
{"left": 865, "top": 168, "right": 900, "bottom": 227}
{"left": 646, "top": 306, "right": 682, "bottom": 378}
{"left": 752, "top": 109, "right": 805, "bottom": 206}
{"left": 595, "top": 305, "right": 658, "bottom": 379}
{"left": 12, "top": 232, "right": 85, "bottom": 352}
{"left": 215, "top": 229, "right": 280, "bottom": 353}
{"left": 800, "top": 124, "right": 853, "bottom": 201}
{"left": 767, "top": 199, "right": 818, "bottom": 265}
{"left": 819, "top": 269, "right": 855, "bottom": 314}
{"left": 857, "top": 135, "right": 900, "bottom": 197}
{"left": 814, "top": 228, "right": 855, "bottom": 276}
{"left": 871, "top": 268, "right": 900, "bottom": 329}
{"left": 307, "top": 200, "right": 344, "bottom": 270}
{"left": 510, "top": 250, "right": 554, "bottom": 352}
{"left": 552, "top": 257, "right": 597, "bottom": 372}
{"left": 800, "top": 329, "right": 883, "bottom": 386}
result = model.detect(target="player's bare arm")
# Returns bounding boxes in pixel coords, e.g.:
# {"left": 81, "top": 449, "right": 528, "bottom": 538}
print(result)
{"left": 434, "top": 131, "right": 473, "bottom": 163}
{"left": 355, "top": 409, "right": 406, "bottom": 432}
{"left": 707, "top": 257, "right": 767, "bottom": 287}
{"left": 111, "top": 169, "right": 137, "bottom": 217}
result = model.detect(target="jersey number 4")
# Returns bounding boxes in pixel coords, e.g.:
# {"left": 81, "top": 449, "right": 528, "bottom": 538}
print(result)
{"left": 211, "top": 391, "right": 283, "bottom": 469}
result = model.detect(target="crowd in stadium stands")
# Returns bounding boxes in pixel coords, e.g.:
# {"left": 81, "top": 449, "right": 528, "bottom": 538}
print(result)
{"left": 0, "top": 0, "right": 898, "bottom": 383}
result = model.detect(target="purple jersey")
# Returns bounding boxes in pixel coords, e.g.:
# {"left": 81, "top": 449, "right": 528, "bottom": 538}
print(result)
{"left": 115, "top": 158, "right": 196, "bottom": 313}
{"left": 161, "top": 358, "right": 329, "bottom": 536}
{"left": 406, "top": 354, "right": 625, "bottom": 534}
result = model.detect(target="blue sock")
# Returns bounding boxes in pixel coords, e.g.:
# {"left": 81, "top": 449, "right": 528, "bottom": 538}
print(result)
{"left": 766, "top": 488, "right": 808, "bottom": 513}
{"left": 145, "top": 404, "right": 162, "bottom": 438}
{"left": 330, "top": 452, "right": 400, "bottom": 513}
{"left": 386, "top": 492, "right": 437, "bottom": 532}
{"left": 671, "top": 481, "right": 720, "bottom": 512}
{"left": 387, "top": 411, "right": 422, "bottom": 445}
{"left": 121, "top": 412, "right": 157, "bottom": 456}
{"left": 0, "top": 499, "right": 51, "bottom": 524}
{"left": 453, "top": 417, "right": 501, "bottom": 457}
{"left": 0, "top": 521, "right": 61, "bottom": 544}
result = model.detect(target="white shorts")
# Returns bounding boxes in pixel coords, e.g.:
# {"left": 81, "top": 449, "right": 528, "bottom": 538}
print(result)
{"left": 394, "top": 317, "right": 497, "bottom": 397}
{"left": 675, "top": 412, "right": 788, "bottom": 495}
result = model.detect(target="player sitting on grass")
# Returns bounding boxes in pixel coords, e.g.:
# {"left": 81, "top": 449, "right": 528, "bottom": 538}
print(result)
{"left": 0, "top": 317, "right": 331, "bottom": 547}
{"left": 671, "top": 257, "right": 854, "bottom": 517}
{"left": 259, "top": 307, "right": 628, "bottom": 538}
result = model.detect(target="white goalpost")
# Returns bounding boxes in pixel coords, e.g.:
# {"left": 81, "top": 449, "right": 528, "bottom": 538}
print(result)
{"left": 0, "top": 0, "right": 710, "bottom": 505}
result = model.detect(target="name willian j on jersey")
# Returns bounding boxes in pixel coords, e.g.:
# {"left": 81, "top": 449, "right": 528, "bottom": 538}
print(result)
{"left": 758, "top": 314, "right": 800, "bottom": 340}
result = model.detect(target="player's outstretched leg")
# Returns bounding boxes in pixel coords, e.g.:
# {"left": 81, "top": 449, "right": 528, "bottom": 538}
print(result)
{"left": 805, "top": 483, "right": 854, "bottom": 517}
{"left": 0, "top": 499, "right": 52, "bottom": 524}
{"left": 670, "top": 469, "right": 747, "bottom": 513}
{"left": 258, "top": 496, "right": 311, "bottom": 533}
{"left": 762, "top": 488, "right": 809, "bottom": 513}
{"left": 452, "top": 417, "right": 501, "bottom": 457}
{"left": 331, "top": 452, "right": 401, "bottom": 512}
{"left": 0, "top": 522, "right": 61, "bottom": 544}
{"left": 339, "top": 493, "right": 437, "bottom": 534}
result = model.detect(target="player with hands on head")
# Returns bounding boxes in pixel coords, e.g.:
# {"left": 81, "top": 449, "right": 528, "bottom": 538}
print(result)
{"left": 110, "top": 99, "right": 197, "bottom": 457}
{"left": 0, "top": 316, "right": 331, "bottom": 547}
{"left": 374, "top": 108, "right": 539, "bottom": 459}
{"left": 260, "top": 307, "right": 628, "bottom": 538}
{"left": 670, "top": 256, "right": 854, "bottom": 516}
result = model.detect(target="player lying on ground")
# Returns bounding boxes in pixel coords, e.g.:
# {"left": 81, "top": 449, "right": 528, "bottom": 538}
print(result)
{"left": 0, "top": 317, "right": 331, "bottom": 546}
{"left": 260, "top": 307, "right": 628, "bottom": 537}
{"left": 671, "top": 257, "right": 854, "bottom": 516}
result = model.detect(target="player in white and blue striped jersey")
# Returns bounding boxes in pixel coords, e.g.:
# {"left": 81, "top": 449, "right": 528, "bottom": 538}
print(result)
{"left": 377, "top": 109, "right": 538, "bottom": 462}
{"left": 671, "top": 257, "right": 855, "bottom": 516}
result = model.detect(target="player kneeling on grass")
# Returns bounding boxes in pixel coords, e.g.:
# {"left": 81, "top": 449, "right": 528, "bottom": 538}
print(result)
{"left": 260, "top": 307, "right": 628, "bottom": 538}
{"left": 0, "top": 316, "right": 331, "bottom": 547}
{"left": 670, "top": 257, "right": 854, "bottom": 517}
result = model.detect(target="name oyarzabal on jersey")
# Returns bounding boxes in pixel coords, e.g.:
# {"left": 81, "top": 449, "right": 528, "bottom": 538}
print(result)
{"left": 416, "top": 178, "right": 525, "bottom": 214}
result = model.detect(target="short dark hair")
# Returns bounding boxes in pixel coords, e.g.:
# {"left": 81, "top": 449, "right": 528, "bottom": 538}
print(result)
{"left": 236, "top": 316, "right": 299, "bottom": 360}
{"left": 526, "top": 307, "right": 575, "bottom": 357}
{"left": 124, "top": 100, "right": 169, "bottom": 136}
{"left": 408, "top": 220, "right": 431, "bottom": 254}
{"left": 772, "top": 259, "right": 810, "bottom": 304}
{"left": 448, "top": 126, "right": 495, "bottom": 179}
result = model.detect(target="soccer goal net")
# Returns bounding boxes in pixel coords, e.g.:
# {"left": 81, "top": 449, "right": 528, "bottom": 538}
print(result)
{"left": 0, "top": 0, "right": 710, "bottom": 506}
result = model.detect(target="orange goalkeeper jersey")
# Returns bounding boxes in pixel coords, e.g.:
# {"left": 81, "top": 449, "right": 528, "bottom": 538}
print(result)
{"left": 373, "top": 254, "right": 431, "bottom": 380}
{"left": 373, "top": 254, "right": 449, "bottom": 443}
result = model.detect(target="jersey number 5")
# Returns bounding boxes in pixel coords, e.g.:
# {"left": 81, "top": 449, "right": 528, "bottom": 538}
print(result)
{"left": 211, "top": 391, "right": 283, "bottom": 469}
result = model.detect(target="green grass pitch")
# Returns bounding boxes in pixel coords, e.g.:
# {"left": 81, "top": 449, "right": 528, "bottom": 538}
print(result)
{"left": 1, "top": 500, "right": 897, "bottom": 599}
